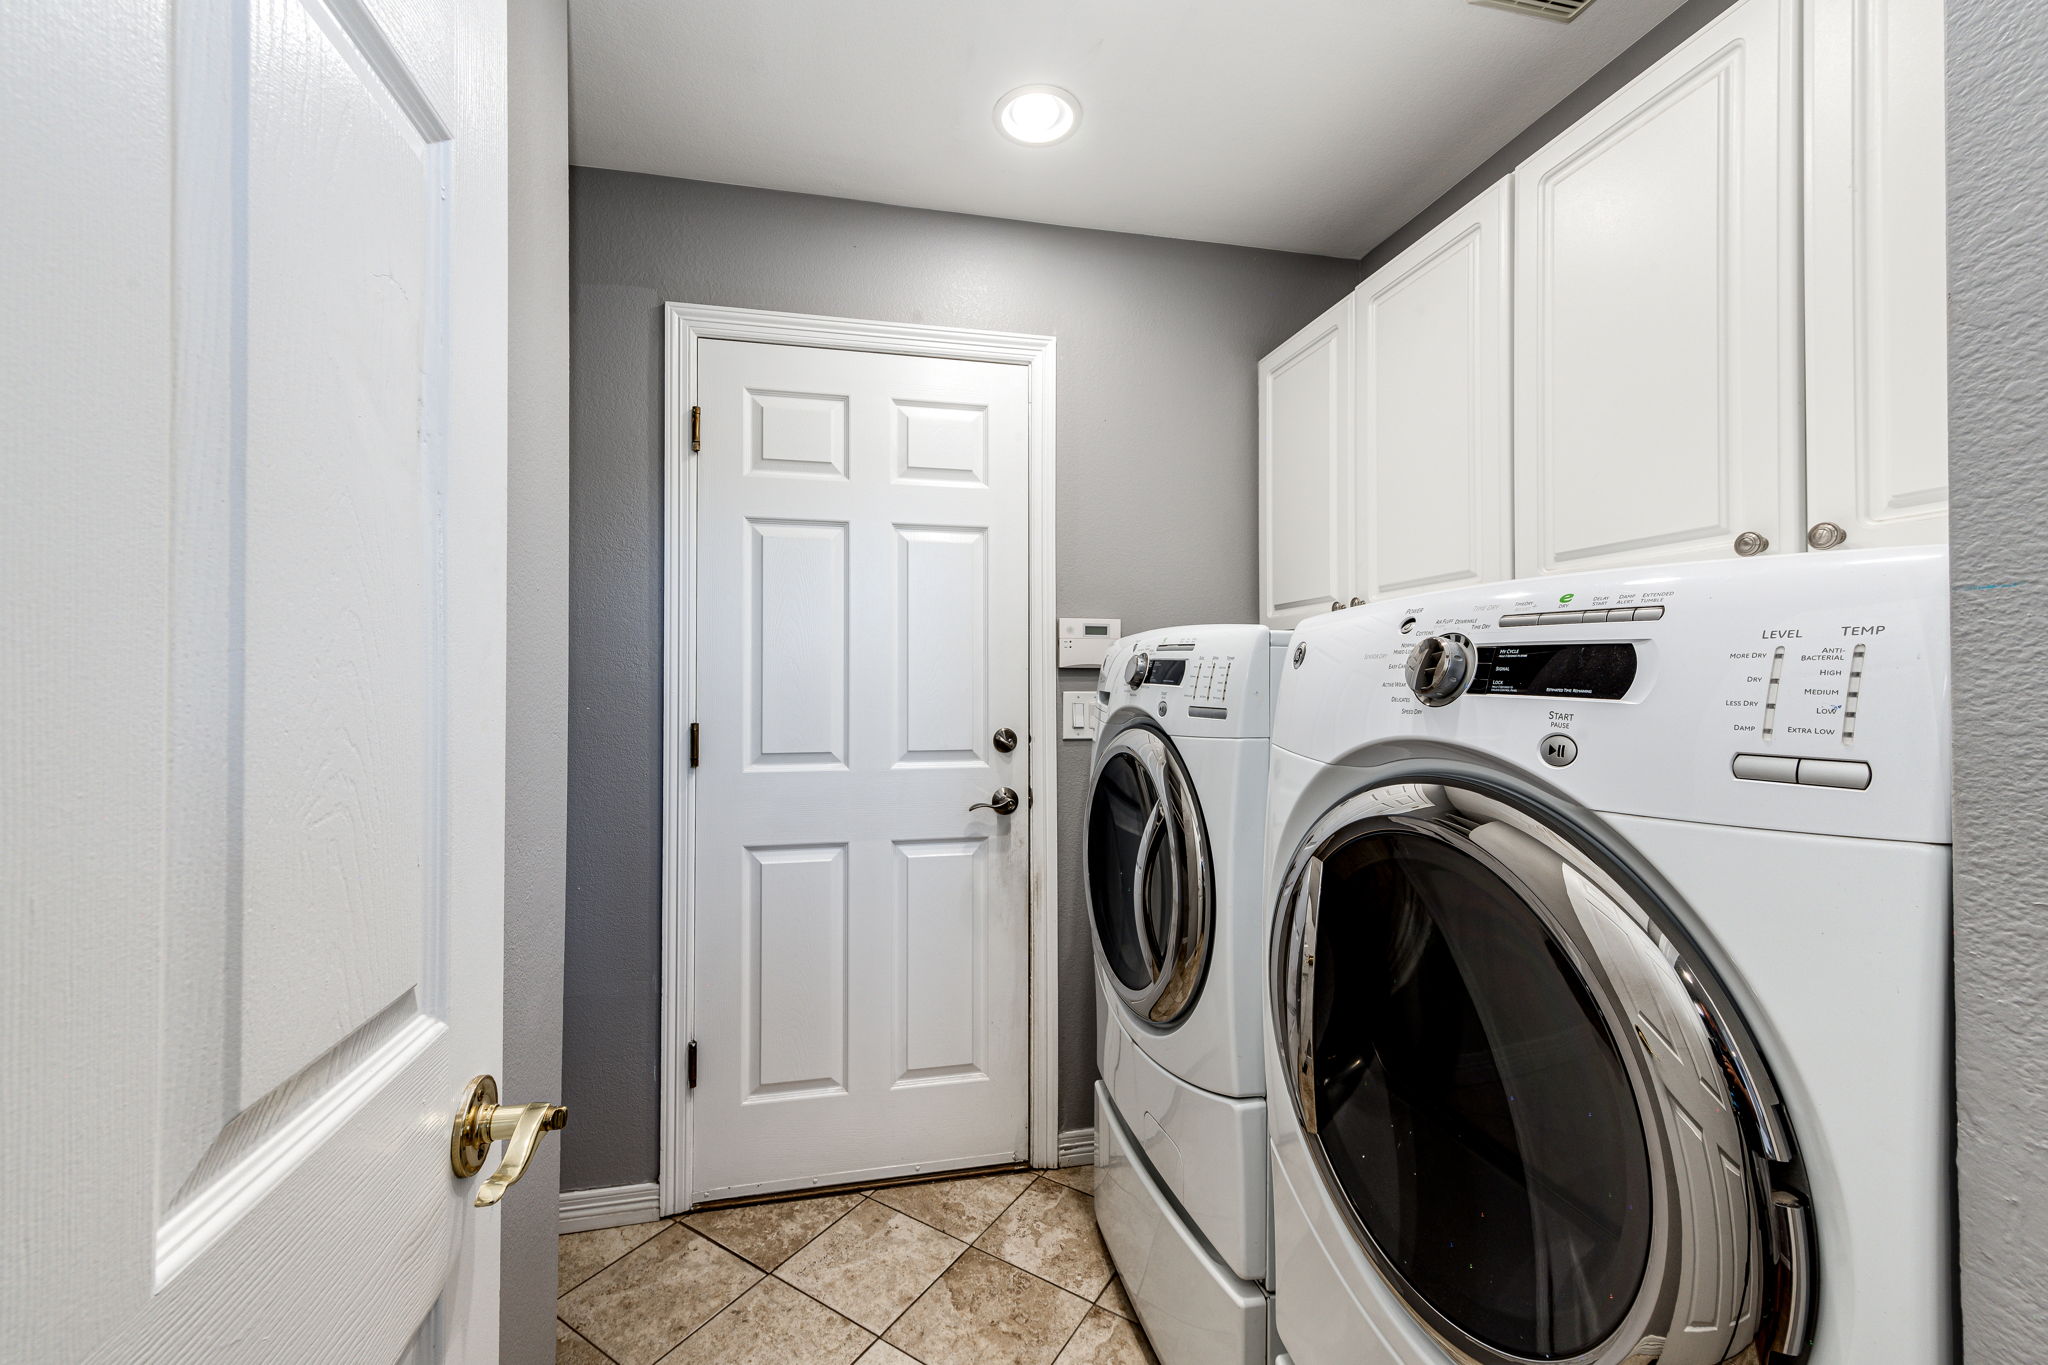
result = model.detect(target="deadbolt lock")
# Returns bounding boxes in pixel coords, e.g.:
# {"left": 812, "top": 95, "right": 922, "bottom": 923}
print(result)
{"left": 993, "top": 727, "right": 1018, "bottom": 753}
{"left": 451, "top": 1074, "right": 568, "bottom": 1208}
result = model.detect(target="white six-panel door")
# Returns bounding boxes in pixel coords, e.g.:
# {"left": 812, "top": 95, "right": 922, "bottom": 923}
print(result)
{"left": 688, "top": 339, "right": 1031, "bottom": 1202}
{"left": 1355, "top": 178, "right": 1514, "bottom": 602}
{"left": 1259, "top": 296, "right": 1356, "bottom": 627}
{"left": 4, "top": 0, "right": 509, "bottom": 1359}
{"left": 1514, "top": 0, "right": 1802, "bottom": 576}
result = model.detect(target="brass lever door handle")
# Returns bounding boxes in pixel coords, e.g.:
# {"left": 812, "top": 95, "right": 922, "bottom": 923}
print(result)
{"left": 450, "top": 1074, "right": 569, "bottom": 1207}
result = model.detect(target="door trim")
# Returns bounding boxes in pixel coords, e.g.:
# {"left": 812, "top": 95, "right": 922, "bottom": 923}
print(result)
{"left": 658, "top": 302, "right": 1059, "bottom": 1216}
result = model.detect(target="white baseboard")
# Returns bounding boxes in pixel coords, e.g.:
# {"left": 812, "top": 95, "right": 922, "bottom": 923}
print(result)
{"left": 559, "top": 1182, "right": 663, "bottom": 1234}
{"left": 1056, "top": 1126, "right": 1095, "bottom": 1168}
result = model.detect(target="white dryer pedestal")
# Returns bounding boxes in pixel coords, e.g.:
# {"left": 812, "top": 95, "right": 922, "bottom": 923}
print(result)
{"left": 1095, "top": 1083, "right": 1266, "bottom": 1365}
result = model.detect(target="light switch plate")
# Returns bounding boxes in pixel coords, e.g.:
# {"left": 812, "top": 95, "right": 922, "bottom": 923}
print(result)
{"left": 1058, "top": 617, "right": 1121, "bottom": 669}
{"left": 1062, "top": 691, "right": 1102, "bottom": 741}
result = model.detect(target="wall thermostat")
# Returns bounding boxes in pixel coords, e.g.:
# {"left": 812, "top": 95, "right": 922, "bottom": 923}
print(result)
{"left": 1058, "top": 618, "right": 1121, "bottom": 669}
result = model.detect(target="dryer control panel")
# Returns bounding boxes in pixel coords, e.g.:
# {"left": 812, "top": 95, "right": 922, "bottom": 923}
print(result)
{"left": 1275, "top": 549, "right": 1951, "bottom": 843}
{"left": 1096, "top": 624, "right": 1283, "bottom": 740}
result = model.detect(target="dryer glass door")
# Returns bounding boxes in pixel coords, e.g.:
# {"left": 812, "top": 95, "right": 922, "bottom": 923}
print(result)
{"left": 1272, "top": 779, "right": 1808, "bottom": 1365}
{"left": 1085, "top": 726, "right": 1212, "bottom": 1027}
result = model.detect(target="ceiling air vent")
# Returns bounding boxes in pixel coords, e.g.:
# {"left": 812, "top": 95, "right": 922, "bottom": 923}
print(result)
{"left": 1470, "top": 0, "right": 1598, "bottom": 21}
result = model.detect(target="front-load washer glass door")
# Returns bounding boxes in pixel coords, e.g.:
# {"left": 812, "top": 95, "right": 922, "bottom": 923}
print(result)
{"left": 1272, "top": 778, "right": 1813, "bottom": 1365}
{"left": 1085, "top": 725, "right": 1212, "bottom": 1028}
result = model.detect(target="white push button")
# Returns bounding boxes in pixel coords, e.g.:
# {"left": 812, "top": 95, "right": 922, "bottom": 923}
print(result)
{"left": 1732, "top": 754, "right": 1800, "bottom": 784}
{"left": 1797, "top": 759, "right": 1872, "bottom": 790}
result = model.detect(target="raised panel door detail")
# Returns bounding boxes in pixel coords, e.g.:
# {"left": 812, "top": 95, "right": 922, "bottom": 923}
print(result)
{"left": 747, "top": 519, "right": 849, "bottom": 769}
{"left": 897, "top": 526, "right": 988, "bottom": 766}
{"left": 235, "top": 0, "right": 448, "bottom": 1114}
{"left": 1515, "top": 0, "right": 1799, "bottom": 575}
{"left": 1259, "top": 296, "right": 1354, "bottom": 627}
{"left": 1357, "top": 179, "right": 1512, "bottom": 601}
{"left": 748, "top": 389, "right": 849, "bottom": 478}
{"left": 690, "top": 337, "right": 1030, "bottom": 1202}
{"left": 896, "top": 839, "right": 987, "bottom": 1082}
{"left": 746, "top": 844, "right": 850, "bottom": 1098}
{"left": 1803, "top": 0, "right": 1949, "bottom": 547}
{"left": 18, "top": 0, "right": 510, "bottom": 1352}
{"left": 896, "top": 400, "right": 989, "bottom": 486}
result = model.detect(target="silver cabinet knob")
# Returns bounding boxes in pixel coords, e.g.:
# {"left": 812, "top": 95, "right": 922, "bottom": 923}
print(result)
{"left": 1330, "top": 600, "right": 1346, "bottom": 612}
{"left": 992, "top": 727, "right": 1017, "bottom": 753}
{"left": 970, "top": 787, "right": 1020, "bottom": 815}
{"left": 1807, "top": 522, "right": 1849, "bottom": 550}
{"left": 1733, "top": 531, "right": 1770, "bottom": 557}
{"left": 1349, "top": 596, "right": 1365, "bottom": 607}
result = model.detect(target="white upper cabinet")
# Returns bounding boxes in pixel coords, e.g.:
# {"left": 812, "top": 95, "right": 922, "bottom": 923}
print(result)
{"left": 1355, "top": 178, "right": 1513, "bottom": 602}
{"left": 1513, "top": 0, "right": 1802, "bottom": 576}
{"left": 1803, "top": 0, "right": 1949, "bottom": 550}
{"left": 1259, "top": 295, "right": 1355, "bottom": 627}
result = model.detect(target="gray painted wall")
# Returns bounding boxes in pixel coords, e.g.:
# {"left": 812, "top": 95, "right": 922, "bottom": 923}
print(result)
{"left": 1949, "top": 0, "right": 2048, "bottom": 1358}
{"left": 503, "top": 0, "right": 570, "bottom": 1356}
{"left": 562, "top": 171, "right": 1359, "bottom": 1189}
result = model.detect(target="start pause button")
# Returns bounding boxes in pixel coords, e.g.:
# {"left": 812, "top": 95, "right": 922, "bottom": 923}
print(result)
{"left": 1540, "top": 734, "right": 1579, "bottom": 767}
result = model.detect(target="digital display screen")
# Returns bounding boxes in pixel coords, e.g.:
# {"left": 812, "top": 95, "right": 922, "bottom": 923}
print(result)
{"left": 1473, "top": 643, "right": 1637, "bottom": 700}
{"left": 1085, "top": 624, "right": 1109, "bottom": 636}
{"left": 1145, "top": 658, "right": 1187, "bottom": 687}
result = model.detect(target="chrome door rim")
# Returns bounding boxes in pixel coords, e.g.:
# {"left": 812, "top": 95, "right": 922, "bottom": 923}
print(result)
{"left": 1084, "top": 723, "right": 1214, "bottom": 1027}
{"left": 1270, "top": 771, "right": 1813, "bottom": 1365}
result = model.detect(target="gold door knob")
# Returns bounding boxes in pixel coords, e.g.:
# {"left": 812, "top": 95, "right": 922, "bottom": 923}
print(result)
{"left": 450, "top": 1074, "right": 568, "bottom": 1207}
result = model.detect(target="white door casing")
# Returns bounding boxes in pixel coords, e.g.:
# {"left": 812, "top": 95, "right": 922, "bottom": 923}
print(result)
{"left": 1259, "top": 295, "right": 1357, "bottom": 627}
{"left": 681, "top": 329, "right": 1041, "bottom": 1203}
{"left": 1803, "top": 0, "right": 1950, "bottom": 549}
{"left": 1513, "top": 0, "right": 1802, "bottom": 576}
{"left": 3, "top": 0, "right": 509, "bottom": 1359}
{"left": 1355, "top": 178, "right": 1514, "bottom": 602}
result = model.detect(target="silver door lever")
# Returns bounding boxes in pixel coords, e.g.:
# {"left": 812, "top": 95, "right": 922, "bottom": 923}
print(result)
{"left": 970, "top": 788, "right": 1020, "bottom": 815}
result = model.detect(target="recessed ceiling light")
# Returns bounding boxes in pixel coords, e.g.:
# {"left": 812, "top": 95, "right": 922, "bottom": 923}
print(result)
{"left": 995, "top": 85, "right": 1081, "bottom": 146}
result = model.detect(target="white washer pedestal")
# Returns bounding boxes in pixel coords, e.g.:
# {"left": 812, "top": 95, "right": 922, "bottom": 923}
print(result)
{"left": 1095, "top": 1084, "right": 1267, "bottom": 1365}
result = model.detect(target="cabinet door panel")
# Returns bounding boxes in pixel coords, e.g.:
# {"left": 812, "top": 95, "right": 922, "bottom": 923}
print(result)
{"left": 1357, "top": 179, "right": 1512, "bottom": 601}
{"left": 1514, "top": 0, "right": 1800, "bottom": 575}
{"left": 1259, "top": 297, "right": 1354, "bottom": 627}
{"left": 1804, "top": 0, "right": 1948, "bottom": 548}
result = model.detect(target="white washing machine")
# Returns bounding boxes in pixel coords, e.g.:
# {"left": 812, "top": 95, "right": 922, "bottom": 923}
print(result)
{"left": 1262, "top": 549, "right": 1951, "bottom": 1365}
{"left": 1087, "top": 624, "right": 1289, "bottom": 1365}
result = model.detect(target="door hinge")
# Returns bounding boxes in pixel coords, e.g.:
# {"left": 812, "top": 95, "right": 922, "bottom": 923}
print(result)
{"left": 690, "top": 405, "right": 702, "bottom": 453}
{"left": 687, "top": 1040, "right": 698, "bottom": 1089}
{"left": 689, "top": 721, "right": 700, "bottom": 768}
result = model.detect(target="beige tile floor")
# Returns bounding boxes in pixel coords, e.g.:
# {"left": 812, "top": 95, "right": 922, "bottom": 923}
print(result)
{"left": 555, "top": 1166, "right": 1155, "bottom": 1365}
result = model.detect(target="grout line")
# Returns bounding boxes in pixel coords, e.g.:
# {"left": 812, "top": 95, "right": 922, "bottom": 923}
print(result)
{"left": 680, "top": 1188, "right": 866, "bottom": 1273}
{"left": 555, "top": 1216, "right": 678, "bottom": 1301}
{"left": 557, "top": 1316, "right": 624, "bottom": 1365}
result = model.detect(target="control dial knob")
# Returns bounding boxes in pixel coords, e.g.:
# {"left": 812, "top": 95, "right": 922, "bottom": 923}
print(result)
{"left": 1124, "top": 651, "right": 1151, "bottom": 691}
{"left": 1405, "top": 633, "right": 1477, "bottom": 707}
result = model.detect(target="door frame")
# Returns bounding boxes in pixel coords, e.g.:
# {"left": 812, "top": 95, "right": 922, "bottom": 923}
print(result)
{"left": 658, "top": 302, "right": 1059, "bottom": 1215}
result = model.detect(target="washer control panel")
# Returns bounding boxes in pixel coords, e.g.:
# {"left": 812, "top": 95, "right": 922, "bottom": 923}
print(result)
{"left": 1273, "top": 549, "right": 1951, "bottom": 843}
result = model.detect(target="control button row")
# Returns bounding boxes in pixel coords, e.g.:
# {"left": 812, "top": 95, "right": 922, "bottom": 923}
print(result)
{"left": 1731, "top": 754, "right": 1872, "bottom": 790}
{"left": 1500, "top": 605, "right": 1665, "bottom": 628}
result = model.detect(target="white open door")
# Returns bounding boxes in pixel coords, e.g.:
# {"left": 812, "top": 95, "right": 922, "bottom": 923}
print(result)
{"left": 3, "top": 0, "right": 514, "bottom": 1360}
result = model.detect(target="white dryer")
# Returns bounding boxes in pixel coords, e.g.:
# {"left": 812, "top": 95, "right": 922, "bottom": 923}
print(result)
{"left": 1087, "top": 624, "right": 1288, "bottom": 1365}
{"left": 1263, "top": 549, "right": 1951, "bottom": 1365}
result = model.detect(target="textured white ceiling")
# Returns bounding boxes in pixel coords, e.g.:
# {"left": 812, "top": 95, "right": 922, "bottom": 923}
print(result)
{"left": 569, "top": 0, "right": 1690, "bottom": 258}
